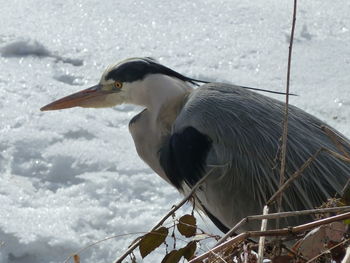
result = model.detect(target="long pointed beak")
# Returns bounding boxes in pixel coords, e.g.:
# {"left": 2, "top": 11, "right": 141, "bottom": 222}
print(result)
{"left": 40, "top": 84, "right": 106, "bottom": 111}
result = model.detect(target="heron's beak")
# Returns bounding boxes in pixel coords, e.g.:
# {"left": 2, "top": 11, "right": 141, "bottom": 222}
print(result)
{"left": 40, "top": 84, "right": 110, "bottom": 111}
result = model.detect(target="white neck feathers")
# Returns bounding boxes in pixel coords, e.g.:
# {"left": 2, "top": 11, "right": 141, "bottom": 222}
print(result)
{"left": 124, "top": 74, "right": 193, "bottom": 114}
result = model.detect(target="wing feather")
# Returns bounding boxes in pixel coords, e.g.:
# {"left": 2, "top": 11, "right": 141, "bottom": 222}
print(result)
{"left": 162, "top": 83, "right": 350, "bottom": 231}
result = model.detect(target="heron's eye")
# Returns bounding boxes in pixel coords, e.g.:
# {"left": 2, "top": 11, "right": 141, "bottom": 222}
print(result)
{"left": 114, "top": 81, "right": 123, "bottom": 89}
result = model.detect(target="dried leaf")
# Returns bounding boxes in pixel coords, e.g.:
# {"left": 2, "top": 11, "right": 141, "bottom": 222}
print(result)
{"left": 139, "top": 227, "right": 169, "bottom": 258}
{"left": 325, "top": 222, "right": 346, "bottom": 242}
{"left": 296, "top": 226, "right": 325, "bottom": 258}
{"left": 181, "top": 241, "right": 197, "bottom": 260}
{"left": 161, "top": 249, "right": 183, "bottom": 263}
{"left": 177, "top": 214, "right": 197, "bottom": 238}
{"left": 296, "top": 221, "right": 347, "bottom": 259}
{"left": 73, "top": 254, "right": 80, "bottom": 263}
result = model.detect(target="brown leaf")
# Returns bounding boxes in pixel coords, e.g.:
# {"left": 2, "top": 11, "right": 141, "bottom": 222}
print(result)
{"left": 177, "top": 214, "right": 197, "bottom": 238}
{"left": 325, "top": 222, "right": 346, "bottom": 242}
{"left": 296, "top": 222, "right": 347, "bottom": 259}
{"left": 73, "top": 254, "right": 80, "bottom": 263}
{"left": 296, "top": 226, "right": 325, "bottom": 258}
{"left": 139, "top": 227, "right": 169, "bottom": 258}
{"left": 181, "top": 241, "right": 197, "bottom": 260}
{"left": 161, "top": 249, "right": 183, "bottom": 263}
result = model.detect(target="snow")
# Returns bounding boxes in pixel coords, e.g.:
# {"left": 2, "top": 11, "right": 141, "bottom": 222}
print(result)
{"left": 0, "top": 0, "right": 349, "bottom": 262}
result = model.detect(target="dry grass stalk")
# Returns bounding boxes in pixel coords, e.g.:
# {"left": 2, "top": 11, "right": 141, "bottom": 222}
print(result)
{"left": 268, "top": 147, "right": 350, "bottom": 207}
{"left": 277, "top": 0, "right": 298, "bottom": 222}
{"left": 321, "top": 125, "right": 350, "bottom": 159}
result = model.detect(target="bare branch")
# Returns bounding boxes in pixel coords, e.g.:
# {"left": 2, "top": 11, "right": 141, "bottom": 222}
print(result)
{"left": 190, "top": 212, "right": 350, "bottom": 263}
{"left": 216, "top": 206, "right": 350, "bottom": 246}
{"left": 64, "top": 232, "right": 147, "bottom": 263}
{"left": 113, "top": 167, "right": 217, "bottom": 263}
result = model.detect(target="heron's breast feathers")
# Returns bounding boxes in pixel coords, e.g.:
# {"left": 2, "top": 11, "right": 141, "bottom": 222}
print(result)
{"left": 157, "top": 91, "right": 191, "bottom": 135}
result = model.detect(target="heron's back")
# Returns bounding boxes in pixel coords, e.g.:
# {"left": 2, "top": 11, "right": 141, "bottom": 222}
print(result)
{"left": 172, "top": 83, "right": 350, "bottom": 230}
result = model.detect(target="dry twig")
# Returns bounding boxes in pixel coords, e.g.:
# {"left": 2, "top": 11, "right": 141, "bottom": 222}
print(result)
{"left": 190, "top": 212, "right": 350, "bottom": 263}
{"left": 113, "top": 167, "right": 217, "bottom": 263}
{"left": 216, "top": 206, "right": 350, "bottom": 246}
{"left": 64, "top": 232, "right": 161, "bottom": 263}
{"left": 268, "top": 147, "right": 350, "bottom": 206}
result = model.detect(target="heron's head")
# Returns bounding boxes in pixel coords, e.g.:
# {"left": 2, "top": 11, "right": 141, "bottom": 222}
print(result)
{"left": 41, "top": 57, "right": 200, "bottom": 111}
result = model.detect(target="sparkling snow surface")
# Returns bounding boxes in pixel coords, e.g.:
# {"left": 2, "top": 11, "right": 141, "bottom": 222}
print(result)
{"left": 0, "top": 0, "right": 349, "bottom": 262}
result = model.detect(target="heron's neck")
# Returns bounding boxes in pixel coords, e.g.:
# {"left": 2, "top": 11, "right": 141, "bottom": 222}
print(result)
{"left": 126, "top": 74, "right": 193, "bottom": 116}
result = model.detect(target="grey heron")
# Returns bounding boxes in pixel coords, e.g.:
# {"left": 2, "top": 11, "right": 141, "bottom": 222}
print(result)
{"left": 41, "top": 57, "right": 350, "bottom": 233}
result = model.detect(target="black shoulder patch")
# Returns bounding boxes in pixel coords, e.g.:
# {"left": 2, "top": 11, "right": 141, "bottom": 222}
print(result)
{"left": 159, "top": 126, "right": 212, "bottom": 189}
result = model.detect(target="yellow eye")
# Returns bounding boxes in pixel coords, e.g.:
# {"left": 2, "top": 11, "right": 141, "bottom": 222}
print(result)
{"left": 114, "top": 81, "right": 123, "bottom": 89}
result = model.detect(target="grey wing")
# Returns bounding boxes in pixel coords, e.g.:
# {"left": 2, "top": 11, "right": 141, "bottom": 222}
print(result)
{"left": 160, "top": 83, "right": 350, "bottom": 231}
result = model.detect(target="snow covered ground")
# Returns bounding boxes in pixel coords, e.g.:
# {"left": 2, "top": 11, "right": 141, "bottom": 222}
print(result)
{"left": 0, "top": 0, "right": 349, "bottom": 262}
